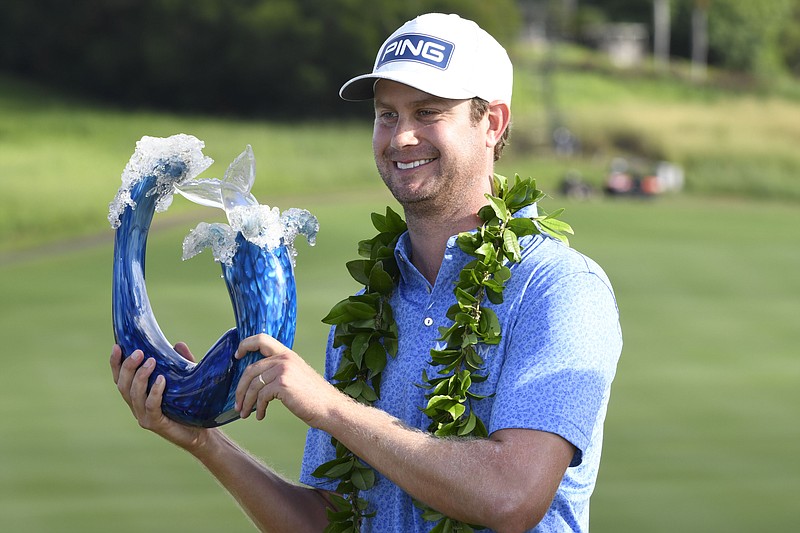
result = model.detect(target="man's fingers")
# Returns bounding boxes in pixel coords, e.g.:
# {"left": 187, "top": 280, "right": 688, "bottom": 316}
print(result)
{"left": 129, "top": 357, "right": 156, "bottom": 417}
{"left": 236, "top": 363, "right": 269, "bottom": 417}
{"left": 255, "top": 382, "right": 275, "bottom": 420}
{"left": 144, "top": 374, "right": 166, "bottom": 414}
{"left": 173, "top": 342, "right": 196, "bottom": 363}
{"left": 235, "top": 333, "right": 283, "bottom": 360}
{"left": 116, "top": 350, "right": 144, "bottom": 402}
{"left": 110, "top": 344, "right": 123, "bottom": 383}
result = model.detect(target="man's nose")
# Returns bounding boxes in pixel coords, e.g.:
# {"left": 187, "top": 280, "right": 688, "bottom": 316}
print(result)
{"left": 390, "top": 117, "right": 420, "bottom": 149}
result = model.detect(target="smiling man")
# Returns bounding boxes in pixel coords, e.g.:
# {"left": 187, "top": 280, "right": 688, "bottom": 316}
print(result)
{"left": 112, "top": 13, "right": 622, "bottom": 533}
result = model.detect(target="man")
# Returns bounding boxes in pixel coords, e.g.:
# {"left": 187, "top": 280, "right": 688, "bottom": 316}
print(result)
{"left": 111, "top": 13, "right": 622, "bottom": 533}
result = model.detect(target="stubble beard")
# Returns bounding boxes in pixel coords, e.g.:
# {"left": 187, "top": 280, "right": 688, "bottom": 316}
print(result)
{"left": 375, "top": 150, "right": 486, "bottom": 221}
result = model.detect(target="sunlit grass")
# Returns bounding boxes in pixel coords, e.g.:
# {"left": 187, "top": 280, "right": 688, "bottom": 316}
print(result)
{"left": 1, "top": 193, "right": 798, "bottom": 532}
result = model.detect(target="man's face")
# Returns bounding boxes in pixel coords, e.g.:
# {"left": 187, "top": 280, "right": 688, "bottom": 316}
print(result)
{"left": 372, "top": 80, "right": 492, "bottom": 216}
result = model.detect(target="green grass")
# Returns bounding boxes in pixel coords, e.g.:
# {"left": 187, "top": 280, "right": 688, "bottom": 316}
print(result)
{"left": 2, "top": 52, "right": 800, "bottom": 532}
{"left": 1, "top": 192, "right": 798, "bottom": 532}
{"left": 0, "top": 74, "right": 380, "bottom": 251}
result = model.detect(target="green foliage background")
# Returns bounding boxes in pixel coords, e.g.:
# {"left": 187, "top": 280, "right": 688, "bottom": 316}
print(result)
{"left": 0, "top": 0, "right": 519, "bottom": 117}
{"left": 4, "top": 0, "right": 800, "bottom": 116}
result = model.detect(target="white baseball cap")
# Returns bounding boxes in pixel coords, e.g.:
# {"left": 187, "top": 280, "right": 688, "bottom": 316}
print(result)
{"left": 339, "top": 13, "right": 513, "bottom": 106}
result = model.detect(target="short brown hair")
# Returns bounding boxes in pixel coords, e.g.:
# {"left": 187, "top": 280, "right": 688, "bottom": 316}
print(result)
{"left": 470, "top": 97, "right": 510, "bottom": 161}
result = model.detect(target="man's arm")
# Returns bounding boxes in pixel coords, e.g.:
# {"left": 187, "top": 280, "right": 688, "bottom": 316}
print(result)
{"left": 110, "top": 345, "right": 331, "bottom": 533}
{"left": 235, "top": 335, "right": 575, "bottom": 533}
{"left": 326, "top": 400, "right": 573, "bottom": 532}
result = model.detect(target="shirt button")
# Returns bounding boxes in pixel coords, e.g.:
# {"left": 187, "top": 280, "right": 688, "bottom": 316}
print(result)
{"left": 423, "top": 317, "right": 434, "bottom": 327}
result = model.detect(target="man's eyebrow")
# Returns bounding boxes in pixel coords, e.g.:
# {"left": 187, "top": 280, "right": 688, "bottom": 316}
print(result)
{"left": 374, "top": 95, "right": 452, "bottom": 109}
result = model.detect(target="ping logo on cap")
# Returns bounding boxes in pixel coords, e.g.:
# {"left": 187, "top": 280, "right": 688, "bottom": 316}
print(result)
{"left": 377, "top": 33, "right": 454, "bottom": 70}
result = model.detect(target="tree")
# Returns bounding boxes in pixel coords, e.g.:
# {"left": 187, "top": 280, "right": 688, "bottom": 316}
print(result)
{"left": 705, "top": 0, "right": 794, "bottom": 78}
{"left": 0, "top": 0, "right": 521, "bottom": 117}
{"left": 653, "top": 0, "right": 671, "bottom": 71}
{"left": 691, "top": 0, "right": 709, "bottom": 81}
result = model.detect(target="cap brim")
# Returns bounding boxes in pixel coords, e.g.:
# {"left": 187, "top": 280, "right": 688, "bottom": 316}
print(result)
{"left": 339, "top": 74, "right": 380, "bottom": 101}
{"left": 339, "top": 71, "right": 480, "bottom": 102}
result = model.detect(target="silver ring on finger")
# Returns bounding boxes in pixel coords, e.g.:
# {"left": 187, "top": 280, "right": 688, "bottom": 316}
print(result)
{"left": 258, "top": 374, "right": 266, "bottom": 386}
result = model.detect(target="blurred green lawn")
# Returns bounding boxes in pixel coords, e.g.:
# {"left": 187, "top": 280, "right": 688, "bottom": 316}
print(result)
{"left": 1, "top": 191, "right": 798, "bottom": 532}
{"left": 2, "top": 56, "right": 800, "bottom": 531}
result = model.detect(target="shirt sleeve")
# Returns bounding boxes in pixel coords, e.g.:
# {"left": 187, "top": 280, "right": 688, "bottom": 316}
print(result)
{"left": 488, "top": 269, "right": 622, "bottom": 467}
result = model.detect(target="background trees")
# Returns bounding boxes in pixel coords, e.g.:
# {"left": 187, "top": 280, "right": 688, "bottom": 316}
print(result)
{"left": 1, "top": 0, "right": 799, "bottom": 117}
{"left": 0, "top": 0, "right": 519, "bottom": 116}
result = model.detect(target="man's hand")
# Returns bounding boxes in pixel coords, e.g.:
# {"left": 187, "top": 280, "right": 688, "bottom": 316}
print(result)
{"left": 234, "top": 334, "right": 346, "bottom": 428}
{"left": 110, "top": 343, "right": 209, "bottom": 451}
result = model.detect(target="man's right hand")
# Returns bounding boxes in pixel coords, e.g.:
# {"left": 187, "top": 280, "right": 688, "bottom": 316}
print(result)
{"left": 110, "top": 344, "right": 210, "bottom": 452}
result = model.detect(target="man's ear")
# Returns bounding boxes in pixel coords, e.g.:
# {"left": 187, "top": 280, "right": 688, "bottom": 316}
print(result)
{"left": 485, "top": 101, "right": 511, "bottom": 150}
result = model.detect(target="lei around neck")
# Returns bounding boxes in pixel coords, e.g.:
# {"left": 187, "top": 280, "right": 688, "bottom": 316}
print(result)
{"left": 315, "top": 174, "right": 573, "bottom": 533}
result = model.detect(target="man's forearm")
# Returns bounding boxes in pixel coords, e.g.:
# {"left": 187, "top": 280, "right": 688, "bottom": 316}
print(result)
{"left": 319, "top": 398, "right": 573, "bottom": 532}
{"left": 190, "top": 428, "right": 331, "bottom": 533}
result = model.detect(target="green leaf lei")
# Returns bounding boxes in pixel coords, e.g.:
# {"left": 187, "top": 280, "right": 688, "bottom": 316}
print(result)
{"left": 314, "top": 174, "right": 573, "bottom": 533}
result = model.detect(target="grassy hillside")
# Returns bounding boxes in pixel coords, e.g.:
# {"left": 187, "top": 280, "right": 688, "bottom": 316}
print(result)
{"left": 3, "top": 47, "right": 800, "bottom": 252}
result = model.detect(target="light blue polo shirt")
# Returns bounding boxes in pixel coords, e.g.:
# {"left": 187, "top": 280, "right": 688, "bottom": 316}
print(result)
{"left": 300, "top": 205, "right": 622, "bottom": 532}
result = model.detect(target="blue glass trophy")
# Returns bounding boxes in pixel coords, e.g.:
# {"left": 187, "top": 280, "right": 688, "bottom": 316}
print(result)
{"left": 109, "top": 134, "right": 317, "bottom": 427}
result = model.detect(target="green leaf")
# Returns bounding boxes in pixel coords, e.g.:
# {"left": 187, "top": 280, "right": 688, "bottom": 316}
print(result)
{"left": 478, "top": 307, "right": 501, "bottom": 339}
{"left": 502, "top": 229, "right": 522, "bottom": 262}
{"left": 360, "top": 384, "right": 378, "bottom": 403}
{"left": 504, "top": 179, "right": 531, "bottom": 210}
{"left": 321, "top": 299, "right": 354, "bottom": 325}
{"left": 445, "top": 303, "right": 462, "bottom": 321}
{"left": 383, "top": 336, "right": 398, "bottom": 358}
{"left": 350, "top": 464, "right": 375, "bottom": 491}
{"left": 456, "top": 232, "right": 481, "bottom": 254}
{"left": 344, "top": 301, "right": 378, "bottom": 320}
{"left": 485, "top": 194, "right": 509, "bottom": 220}
{"left": 461, "top": 331, "right": 478, "bottom": 347}
{"left": 357, "top": 238, "right": 373, "bottom": 259}
{"left": 455, "top": 287, "right": 478, "bottom": 304}
{"left": 538, "top": 215, "right": 574, "bottom": 234}
{"left": 538, "top": 219, "right": 572, "bottom": 245}
{"left": 507, "top": 216, "right": 538, "bottom": 237}
{"left": 458, "top": 411, "right": 478, "bottom": 436}
{"left": 324, "top": 519, "right": 355, "bottom": 533}
{"left": 474, "top": 242, "right": 496, "bottom": 263}
{"left": 477, "top": 205, "right": 497, "bottom": 223}
{"left": 473, "top": 415, "right": 489, "bottom": 438}
{"left": 312, "top": 456, "right": 353, "bottom": 479}
{"left": 430, "top": 347, "right": 460, "bottom": 361}
{"left": 428, "top": 520, "right": 448, "bottom": 533}
{"left": 364, "top": 341, "right": 387, "bottom": 374}
{"left": 492, "top": 172, "right": 508, "bottom": 197}
{"left": 484, "top": 286, "right": 504, "bottom": 305}
{"left": 464, "top": 348, "right": 484, "bottom": 371}
{"left": 332, "top": 359, "right": 358, "bottom": 382}
{"left": 384, "top": 206, "right": 408, "bottom": 233}
{"left": 495, "top": 265, "right": 511, "bottom": 282}
{"left": 446, "top": 402, "right": 466, "bottom": 421}
{"left": 373, "top": 244, "right": 394, "bottom": 261}
{"left": 453, "top": 312, "right": 476, "bottom": 327}
{"left": 371, "top": 211, "right": 389, "bottom": 232}
{"left": 344, "top": 380, "right": 364, "bottom": 398}
{"left": 345, "top": 259, "right": 372, "bottom": 286}
{"left": 368, "top": 262, "right": 394, "bottom": 295}
{"left": 350, "top": 333, "right": 371, "bottom": 367}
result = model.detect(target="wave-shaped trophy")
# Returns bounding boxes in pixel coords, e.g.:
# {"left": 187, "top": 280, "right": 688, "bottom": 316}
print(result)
{"left": 109, "top": 134, "right": 318, "bottom": 427}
